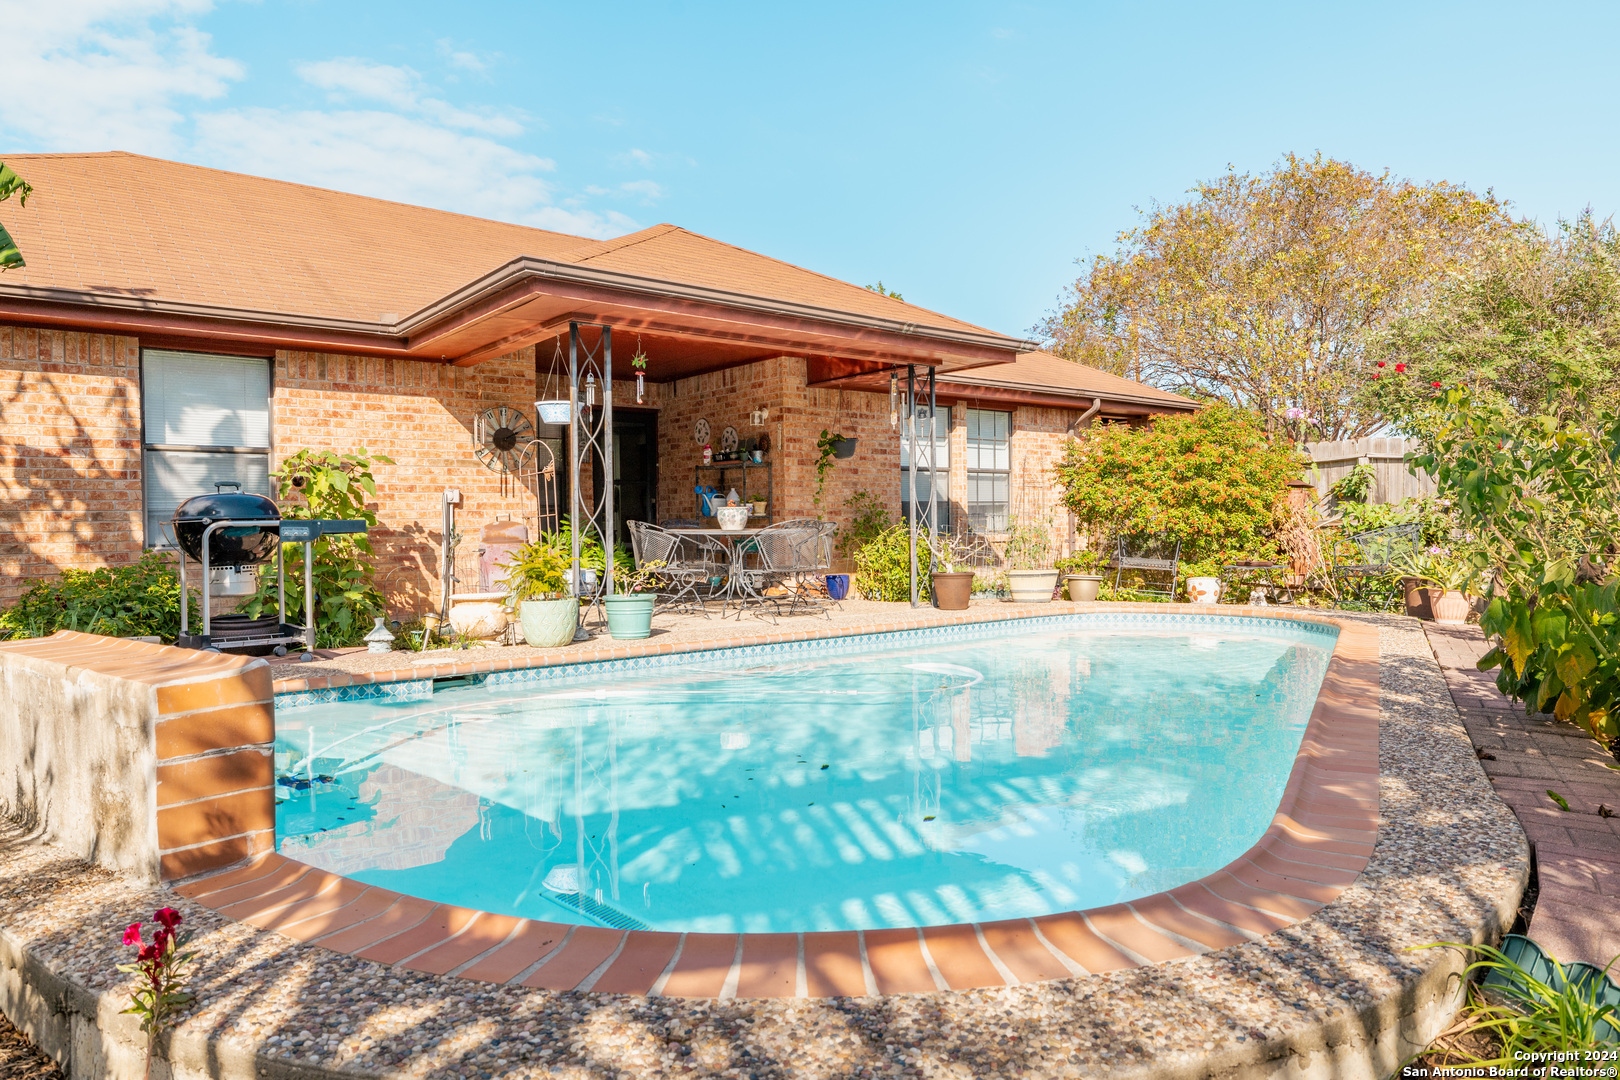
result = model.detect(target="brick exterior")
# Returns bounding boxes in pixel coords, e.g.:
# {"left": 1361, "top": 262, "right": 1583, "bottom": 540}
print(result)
{"left": 0, "top": 326, "right": 144, "bottom": 603}
{"left": 1, "top": 325, "right": 1144, "bottom": 610}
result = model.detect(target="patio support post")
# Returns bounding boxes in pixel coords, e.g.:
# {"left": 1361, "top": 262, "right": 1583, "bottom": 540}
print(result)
{"left": 907, "top": 364, "right": 918, "bottom": 608}
{"left": 927, "top": 364, "right": 939, "bottom": 539}
{"left": 568, "top": 321, "right": 615, "bottom": 631}
{"left": 568, "top": 326, "right": 581, "bottom": 607}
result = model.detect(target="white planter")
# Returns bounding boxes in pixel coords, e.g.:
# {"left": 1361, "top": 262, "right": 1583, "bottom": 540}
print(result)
{"left": 519, "top": 598, "right": 578, "bottom": 647}
{"left": 716, "top": 505, "right": 750, "bottom": 531}
{"left": 1186, "top": 576, "right": 1221, "bottom": 604}
{"left": 1006, "top": 569, "right": 1059, "bottom": 603}
{"left": 1064, "top": 574, "right": 1103, "bottom": 602}
{"left": 448, "top": 595, "right": 507, "bottom": 640}
{"left": 536, "top": 399, "right": 572, "bottom": 425}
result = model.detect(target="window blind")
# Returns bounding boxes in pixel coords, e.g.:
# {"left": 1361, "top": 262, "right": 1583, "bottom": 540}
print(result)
{"left": 141, "top": 350, "right": 270, "bottom": 448}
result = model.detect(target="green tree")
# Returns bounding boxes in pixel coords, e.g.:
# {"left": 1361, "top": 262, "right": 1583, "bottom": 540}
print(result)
{"left": 241, "top": 447, "right": 393, "bottom": 646}
{"left": 1363, "top": 213, "right": 1620, "bottom": 440}
{"left": 864, "top": 281, "right": 903, "bottom": 300}
{"left": 0, "top": 161, "right": 34, "bottom": 270}
{"left": 1039, "top": 153, "right": 1511, "bottom": 439}
{"left": 1052, "top": 404, "right": 1303, "bottom": 575}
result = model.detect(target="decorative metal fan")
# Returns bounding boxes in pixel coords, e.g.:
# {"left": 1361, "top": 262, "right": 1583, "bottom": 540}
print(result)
{"left": 474, "top": 405, "right": 536, "bottom": 475}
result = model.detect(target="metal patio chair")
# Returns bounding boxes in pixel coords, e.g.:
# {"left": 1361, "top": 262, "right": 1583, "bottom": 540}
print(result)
{"left": 627, "top": 520, "right": 722, "bottom": 615}
{"left": 736, "top": 521, "right": 826, "bottom": 620}
{"left": 1330, "top": 523, "right": 1420, "bottom": 611}
{"left": 1112, "top": 532, "right": 1182, "bottom": 600}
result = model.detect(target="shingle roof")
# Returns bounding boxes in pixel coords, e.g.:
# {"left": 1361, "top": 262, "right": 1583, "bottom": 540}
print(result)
{"left": 940, "top": 350, "right": 1199, "bottom": 409}
{"left": 0, "top": 152, "right": 998, "bottom": 338}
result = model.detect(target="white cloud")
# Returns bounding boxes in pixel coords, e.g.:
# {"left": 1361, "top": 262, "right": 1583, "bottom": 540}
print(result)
{"left": 0, "top": 0, "right": 242, "bottom": 154}
{"left": 1, "top": 3, "right": 640, "bottom": 240}
{"left": 436, "top": 38, "right": 494, "bottom": 74}
{"left": 618, "top": 148, "right": 654, "bottom": 168}
{"left": 192, "top": 108, "right": 633, "bottom": 237}
{"left": 296, "top": 57, "right": 523, "bottom": 137}
{"left": 620, "top": 179, "right": 664, "bottom": 201}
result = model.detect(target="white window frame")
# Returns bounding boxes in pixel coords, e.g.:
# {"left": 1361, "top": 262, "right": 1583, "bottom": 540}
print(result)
{"left": 965, "top": 407, "right": 1012, "bottom": 533}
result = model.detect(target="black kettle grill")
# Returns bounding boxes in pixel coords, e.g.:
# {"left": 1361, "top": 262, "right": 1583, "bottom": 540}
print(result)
{"left": 168, "top": 483, "right": 369, "bottom": 658}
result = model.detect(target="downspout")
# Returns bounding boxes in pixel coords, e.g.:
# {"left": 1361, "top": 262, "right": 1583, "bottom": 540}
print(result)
{"left": 1071, "top": 396, "right": 1104, "bottom": 434}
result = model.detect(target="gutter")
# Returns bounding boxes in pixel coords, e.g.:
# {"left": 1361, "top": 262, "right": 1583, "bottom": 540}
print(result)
{"left": 0, "top": 258, "right": 1039, "bottom": 358}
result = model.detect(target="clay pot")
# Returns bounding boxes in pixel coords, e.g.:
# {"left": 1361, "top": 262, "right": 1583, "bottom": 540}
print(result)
{"left": 1400, "top": 577, "right": 1432, "bottom": 620}
{"left": 1427, "top": 588, "right": 1471, "bottom": 625}
{"left": 1006, "top": 569, "right": 1059, "bottom": 603}
{"left": 932, "top": 571, "right": 974, "bottom": 610}
{"left": 1185, "top": 576, "right": 1221, "bottom": 604}
{"left": 1064, "top": 574, "right": 1103, "bottom": 602}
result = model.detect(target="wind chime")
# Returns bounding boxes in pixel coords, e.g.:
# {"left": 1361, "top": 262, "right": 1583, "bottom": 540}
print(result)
{"left": 630, "top": 334, "right": 649, "bottom": 404}
{"left": 889, "top": 369, "right": 900, "bottom": 428}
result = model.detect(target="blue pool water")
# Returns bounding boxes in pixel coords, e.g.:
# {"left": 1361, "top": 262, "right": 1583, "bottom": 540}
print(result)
{"left": 273, "top": 619, "right": 1334, "bottom": 933}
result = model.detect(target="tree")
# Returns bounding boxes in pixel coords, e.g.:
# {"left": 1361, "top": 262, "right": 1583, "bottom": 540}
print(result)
{"left": 865, "top": 281, "right": 903, "bottom": 300}
{"left": 1362, "top": 212, "right": 1620, "bottom": 440}
{"left": 1038, "top": 153, "right": 1511, "bottom": 439}
{"left": 0, "top": 161, "right": 34, "bottom": 270}
{"left": 1051, "top": 403, "right": 1304, "bottom": 577}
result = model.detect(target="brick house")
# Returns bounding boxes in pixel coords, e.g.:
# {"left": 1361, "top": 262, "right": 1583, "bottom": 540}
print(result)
{"left": 0, "top": 152, "right": 1195, "bottom": 610}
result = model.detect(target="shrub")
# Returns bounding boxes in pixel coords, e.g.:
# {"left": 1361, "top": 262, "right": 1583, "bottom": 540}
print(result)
{"left": 240, "top": 447, "right": 392, "bottom": 647}
{"left": 1053, "top": 403, "right": 1304, "bottom": 569}
{"left": 836, "top": 490, "right": 894, "bottom": 559}
{"left": 0, "top": 552, "right": 196, "bottom": 641}
{"left": 853, "top": 525, "right": 932, "bottom": 602}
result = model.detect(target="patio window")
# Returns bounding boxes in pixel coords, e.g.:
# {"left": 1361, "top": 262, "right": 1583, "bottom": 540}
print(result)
{"left": 965, "top": 407, "right": 1011, "bottom": 532}
{"left": 140, "top": 349, "right": 272, "bottom": 547}
{"left": 900, "top": 405, "right": 950, "bottom": 532}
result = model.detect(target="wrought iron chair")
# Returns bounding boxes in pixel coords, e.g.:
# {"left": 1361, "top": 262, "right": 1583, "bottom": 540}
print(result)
{"left": 1330, "top": 523, "right": 1420, "bottom": 611}
{"left": 1112, "top": 532, "right": 1182, "bottom": 600}
{"left": 738, "top": 521, "right": 826, "bottom": 620}
{"left": 627, "top": 520, "right": 721, "bottom": 615}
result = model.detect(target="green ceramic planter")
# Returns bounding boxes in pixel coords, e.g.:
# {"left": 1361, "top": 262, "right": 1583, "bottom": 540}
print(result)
{"left": 518, "top": 598, "right": 578, "bottom": 648}
{"left": 604, "top": 593, "right": 658, "bottom": 640}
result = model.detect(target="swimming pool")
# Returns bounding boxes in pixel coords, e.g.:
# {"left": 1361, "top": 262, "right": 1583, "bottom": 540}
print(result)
{"left": 273, "top": 615, "right": 1335, "bottom": 934}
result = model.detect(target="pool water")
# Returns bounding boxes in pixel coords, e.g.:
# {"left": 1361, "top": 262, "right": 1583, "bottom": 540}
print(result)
{"left": 273, "top": 621, "right": 1334, "bottom": 934}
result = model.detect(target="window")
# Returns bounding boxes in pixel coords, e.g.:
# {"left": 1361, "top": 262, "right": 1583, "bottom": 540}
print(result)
{"left": 900, "top": 405, "right": 951, "bottom": 532}
{"left": 965, "top": 407, "right": 1011, "bottom": 532}
{"left": 141, "top": 349, "right": 272, "bottom": 546}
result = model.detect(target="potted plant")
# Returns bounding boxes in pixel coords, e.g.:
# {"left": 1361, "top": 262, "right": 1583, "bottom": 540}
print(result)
{"left": 603, "top": 562, "right": 666, "bottom": 640}
{"left": 1056, "top": 550, "right": 1106, "bottom": 602}
{"left": 929, "top": 534, "right": 974, "bottom": 610}
{"left": 1003, "top": 515, "right": 1058, "bottom": 603}
{"left": 1396, "top": 547, "right": 1477, "bottom": 625}
{"left": 812, "top": 429, "right": 856, "bottom": 509}
{"left": 500, "top": 542, "right": 576, "bottom": 647}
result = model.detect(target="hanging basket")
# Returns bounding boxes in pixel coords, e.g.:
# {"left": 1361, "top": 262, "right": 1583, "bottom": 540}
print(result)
{"left": 832, "top": 436, "right": 858, "bottom": 459}
{"left": 536, "top": 399, "right": 573, "bottom": 425}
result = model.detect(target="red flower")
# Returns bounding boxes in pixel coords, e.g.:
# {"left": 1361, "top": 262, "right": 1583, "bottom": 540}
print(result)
{"left": 1376, "top": 361, "right": 1386, "bottom": 368}
{"left": 154, "top": 907, "right": 183, "bottom": 930}
{"left": 138, "top": 943, "right": 159, "bottom": 963}
{"left": 123, "top": 923, "right": 143, "bottom": 946}
{"left": 1394, "top": 363, "right": 1406, "bottom": 373}
{"left": 1431, "top": 381, "right": 1442, "bottom": 388}
{"left": 1372, "top": 373, "right": 1381, "bottom": 380}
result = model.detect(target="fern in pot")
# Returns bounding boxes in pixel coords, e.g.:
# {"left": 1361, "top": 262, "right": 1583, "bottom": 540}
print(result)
{"left": 501, "top": 543, "right": 577, "bottom": 647}
{"left": 603, "top": 561, "right": 666, "bottom": 640}
{"left": 1003, "top": 515, "right": 1059, "bottom": 603}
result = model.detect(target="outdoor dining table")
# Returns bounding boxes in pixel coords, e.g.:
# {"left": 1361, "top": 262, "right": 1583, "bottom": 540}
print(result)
{"left": 667, "top": 526, "right": 771, "bottom": 617}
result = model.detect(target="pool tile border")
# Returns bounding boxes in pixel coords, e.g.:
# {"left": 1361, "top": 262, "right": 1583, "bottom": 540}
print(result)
{"left": 189, "top": 604, "right": 1381, "bottom": 1000}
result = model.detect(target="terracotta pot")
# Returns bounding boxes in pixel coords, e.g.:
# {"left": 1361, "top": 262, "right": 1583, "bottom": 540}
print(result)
{"left": 1400, "top": 577, "right": 1432, "bottom": 620}
{"left": 932, "top": 571, "right": 973, "bottom": 610}
{"left": 1427, "top": 588, "right": 1471, "bottom": 625}
{"left": 1006, "top": 568, "right": 1059, "bottom": 603}
{"left": 1064, "top": 574, "right": 1103, "bottom": 602}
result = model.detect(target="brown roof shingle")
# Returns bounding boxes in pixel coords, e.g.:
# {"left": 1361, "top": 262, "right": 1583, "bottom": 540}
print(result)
{"left": 941, "top": 351, "right": 1199, "bottom": 409}
{"left": 0, "top": 152, "right": 999, "bottom": 339}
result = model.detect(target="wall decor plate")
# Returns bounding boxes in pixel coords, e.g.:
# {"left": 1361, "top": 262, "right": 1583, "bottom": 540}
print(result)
{"left": 693, "top": 417, "right": 710, "bottom": 444}
{"left": 721, "top": 425, "right": 739, "bottom": 452}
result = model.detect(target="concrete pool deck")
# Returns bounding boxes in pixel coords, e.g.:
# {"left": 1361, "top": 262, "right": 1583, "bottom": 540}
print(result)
{"left": 0, "top": 608, "right": 1528, "bottom": 1079}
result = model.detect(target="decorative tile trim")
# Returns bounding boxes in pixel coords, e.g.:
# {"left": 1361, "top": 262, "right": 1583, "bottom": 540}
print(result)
{"left": 274, "top": 610, "right": 1337, "bottom": 709}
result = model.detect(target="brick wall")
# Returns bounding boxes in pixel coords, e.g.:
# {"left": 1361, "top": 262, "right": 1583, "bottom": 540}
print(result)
{"left": 0, "top": 327, "right": 144, "bottom": 604}
{"left": 272, "top": 348, "right": 539, "bottom": 616}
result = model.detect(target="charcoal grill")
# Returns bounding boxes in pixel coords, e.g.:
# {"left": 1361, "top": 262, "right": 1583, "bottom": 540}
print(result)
{"left": 167, "top": 483, "right": 367, "bottom": 657}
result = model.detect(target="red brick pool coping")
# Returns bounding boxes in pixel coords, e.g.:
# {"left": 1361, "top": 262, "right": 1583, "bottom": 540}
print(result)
{"left": 166, "top": 604, "right": 1383, "bottom": 999}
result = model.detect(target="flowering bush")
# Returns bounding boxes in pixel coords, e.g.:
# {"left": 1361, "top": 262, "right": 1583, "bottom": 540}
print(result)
{"left": 119, "top": 907, "right": 196, "bottom": 1078}
{"left": 1052, "top": 404, "right": 1304, "bottom": 570}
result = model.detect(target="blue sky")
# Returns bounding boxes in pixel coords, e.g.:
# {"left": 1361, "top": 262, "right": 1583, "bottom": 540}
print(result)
{"left": 5, "top": 1, "right": 1618, "bottom": 338}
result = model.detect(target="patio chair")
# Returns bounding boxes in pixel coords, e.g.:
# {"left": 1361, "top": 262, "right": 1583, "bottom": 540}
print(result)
{"left": 1330, "top": 523, "right": 1420, "bottom": 611}
{"left": 1112, "top": 532, "right": 1182, "bottom": 600}
{"left": 736, "top": 521, "right": 827, "bottom": 620}
{"left": 627, "top": 520, "right": 721, "bottom": 615}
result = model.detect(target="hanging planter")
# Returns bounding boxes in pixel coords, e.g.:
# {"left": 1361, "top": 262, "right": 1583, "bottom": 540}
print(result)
{"left": 631, "top": 335, "right": 650, "bottom": 405}
{"left": 536, "top": 400, "right": 572, "bottom": 425}
{"left": 832, "top": 436, "right": 857, "bottom": 459}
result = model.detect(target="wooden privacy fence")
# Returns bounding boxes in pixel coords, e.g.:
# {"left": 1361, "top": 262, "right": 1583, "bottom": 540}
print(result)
{"left": 1303, "top": 437, "right": 1436, "bottom": 504}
